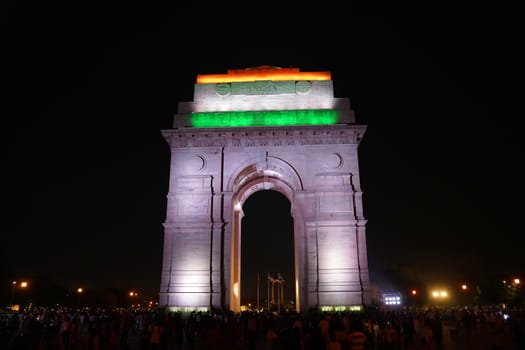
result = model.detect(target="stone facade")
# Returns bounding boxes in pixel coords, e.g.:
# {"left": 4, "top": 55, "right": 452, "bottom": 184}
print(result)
{"left": 159, "top": 67, "right": 371, "bottom": 313}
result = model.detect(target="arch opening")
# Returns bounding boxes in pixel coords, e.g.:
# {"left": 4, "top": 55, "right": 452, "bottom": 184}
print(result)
{"left": 241, "top": 190, "right": 295, "bottom": 312}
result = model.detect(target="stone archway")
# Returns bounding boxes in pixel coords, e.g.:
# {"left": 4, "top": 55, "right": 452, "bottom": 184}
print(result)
{"left": 158, "top": 66, "right": 371, "bottom": 313}
{"left": 229, "top": 158, "right": 303, "bottom": 312}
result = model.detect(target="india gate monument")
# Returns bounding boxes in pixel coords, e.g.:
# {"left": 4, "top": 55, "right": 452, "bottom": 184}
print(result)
{"left": 159, "top": 66, "right": 371, "bottom": 313}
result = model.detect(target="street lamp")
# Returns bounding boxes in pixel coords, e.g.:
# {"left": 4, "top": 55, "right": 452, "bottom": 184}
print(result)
{"left": 10, "top": 281, "right": 28, "bottom": 310}
{"left": 77, "top": 288, "right": 84, "bottom": 307}
{"left": 9, "top": 281, "right": 16, "bottom": 307}
{"left": 129, "top": 291, "right": 139, "bottom": 307}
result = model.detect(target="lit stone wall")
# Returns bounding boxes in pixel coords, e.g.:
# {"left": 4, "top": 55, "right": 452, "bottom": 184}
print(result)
{"left": 159, "top": 67, "right": 371, "bottom": 312}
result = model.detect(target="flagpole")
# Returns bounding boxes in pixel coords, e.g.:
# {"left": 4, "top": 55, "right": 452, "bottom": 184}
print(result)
{"left": 267, "top": 272, "right": 270, "bottom": 312}
{"left": 257, "top": 272, "right": 260, "bottom": 311}
{"left": 277, "top": 278, "right": 280, "bottom": 314}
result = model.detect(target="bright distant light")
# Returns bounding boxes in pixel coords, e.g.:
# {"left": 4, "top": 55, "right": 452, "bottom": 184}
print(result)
{"left": 513, "top": 278, "right": 520, "bottom": 285}
{"left": 431, "top": 289, "right": 449, "bottom": 299}
{"left": 382, "top": 293, "right": 401, "bottom": 305}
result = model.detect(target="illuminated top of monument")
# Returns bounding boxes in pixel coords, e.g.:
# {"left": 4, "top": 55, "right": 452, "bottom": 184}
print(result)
{"left": 196, "top": 66, "right": 331, "bottom": 84}
{"left": 172, "top": 66, "right": 354, "bottom": 128}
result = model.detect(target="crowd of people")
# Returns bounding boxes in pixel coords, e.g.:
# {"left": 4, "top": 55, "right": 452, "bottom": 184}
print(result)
{"left": 1, "top": 304, "right": 524, "bottom": 350}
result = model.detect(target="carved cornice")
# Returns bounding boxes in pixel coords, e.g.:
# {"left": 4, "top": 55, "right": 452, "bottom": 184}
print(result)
{"left": 162, "top": 124, "right": 366, "bottom": 149}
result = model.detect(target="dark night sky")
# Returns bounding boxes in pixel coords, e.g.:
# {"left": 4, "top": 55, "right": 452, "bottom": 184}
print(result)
{"left": 2, "top": 3, "right": 524, "bottom": 302}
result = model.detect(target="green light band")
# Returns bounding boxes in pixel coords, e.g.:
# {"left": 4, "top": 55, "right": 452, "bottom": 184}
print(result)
{"left": 190, "top": 110, "right": 338, "bottom": 128}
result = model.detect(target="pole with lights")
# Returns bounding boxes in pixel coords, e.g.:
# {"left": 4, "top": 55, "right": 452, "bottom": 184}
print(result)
{"left": 10, "top": 281, "right": 28, "bottom": 310}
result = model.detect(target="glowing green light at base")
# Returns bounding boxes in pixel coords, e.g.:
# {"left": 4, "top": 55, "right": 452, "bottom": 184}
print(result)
{"left": 190, "top": 109, "right": 338, "bottom": 128}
